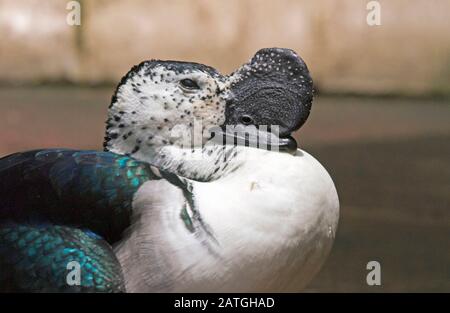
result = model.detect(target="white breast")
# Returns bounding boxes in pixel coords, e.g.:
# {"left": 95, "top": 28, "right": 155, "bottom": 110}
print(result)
{"left": 175, "top": 148, "right": 339, "bottom": 292}
{"left": 118, "top": 148, "right": 339, "bottom": 292}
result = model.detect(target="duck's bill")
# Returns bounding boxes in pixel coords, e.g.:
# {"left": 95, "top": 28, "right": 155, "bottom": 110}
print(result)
{"left": 209, "top": 125, "right": 298, "bottom": 153}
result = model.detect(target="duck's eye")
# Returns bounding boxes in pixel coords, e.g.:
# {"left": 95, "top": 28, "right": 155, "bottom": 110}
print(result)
{"left": 180, "top": 78, "right": 200, "bottom": 90}
{"left": 239, "top": 115, "right": 254, "bottom": 125}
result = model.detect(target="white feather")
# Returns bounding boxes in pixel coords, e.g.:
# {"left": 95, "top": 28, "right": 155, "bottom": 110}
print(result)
{"left": 117, "top": 147, "right": 339, "bottom": 292}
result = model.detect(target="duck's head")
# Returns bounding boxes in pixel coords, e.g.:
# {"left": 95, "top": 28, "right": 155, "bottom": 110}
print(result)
{"left": 104, "top": 60, "right": 228, "bottom": 155}
{"left": 104, "top": 48, "right": 313, "bottom": 180}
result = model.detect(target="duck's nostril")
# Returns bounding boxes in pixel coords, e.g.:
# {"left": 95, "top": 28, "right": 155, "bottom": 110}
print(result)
{"left": 240, "top": 115, "right": 253, "bottom": 125}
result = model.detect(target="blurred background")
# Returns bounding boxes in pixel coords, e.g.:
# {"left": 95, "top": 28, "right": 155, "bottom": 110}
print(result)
{"left": 0, "top": 0, "right": 449, "bottom": 292}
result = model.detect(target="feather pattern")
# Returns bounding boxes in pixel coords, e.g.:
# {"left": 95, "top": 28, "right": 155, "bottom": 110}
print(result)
{"left": 0, "top": 149, "right": 160, "bottom": 242}
{"left": 0, "top": 149, "right": 162, "bottom": 292}
{"left": 0, "top": 223, "right": 125, "bottom": 292}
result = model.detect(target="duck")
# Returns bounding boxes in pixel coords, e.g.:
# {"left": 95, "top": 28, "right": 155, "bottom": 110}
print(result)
{"left": 0, "top": 48, "right": 339, "bottom": 292}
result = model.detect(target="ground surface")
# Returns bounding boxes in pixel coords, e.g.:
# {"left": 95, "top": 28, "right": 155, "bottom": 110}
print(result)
{"left": 0, "top": 87, "right": 449, "bottom": 292}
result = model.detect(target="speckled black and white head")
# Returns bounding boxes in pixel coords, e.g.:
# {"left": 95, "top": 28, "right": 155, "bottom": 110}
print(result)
{"left": 103, "top": 48, "right": 314, "bottom": 181}
{"left": 104, "top": 60, "right": 228, "bottom": 158}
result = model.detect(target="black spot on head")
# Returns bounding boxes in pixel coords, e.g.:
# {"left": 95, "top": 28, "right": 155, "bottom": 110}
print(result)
{"left": 106, "top": 122, "right": 114, "bottom": 129}
{"left": 131, "top": 146, "right": 140, "bottom": 154}
{"left": 110, "top": 95, "right": 118, "bottom": 108}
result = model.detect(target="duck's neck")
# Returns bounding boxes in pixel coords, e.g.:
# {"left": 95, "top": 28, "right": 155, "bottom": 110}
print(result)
{"left": 108, "top": 141, "right": 243, "bottom": 182}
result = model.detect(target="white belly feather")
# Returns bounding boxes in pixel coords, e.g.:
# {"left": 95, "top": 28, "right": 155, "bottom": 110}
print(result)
{"left": 117, "top": 148, "right": 339, "bottom": 292}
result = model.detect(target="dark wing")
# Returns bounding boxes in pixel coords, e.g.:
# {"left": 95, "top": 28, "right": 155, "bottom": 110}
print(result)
{"left": 0, "top": 149, "right": 161, "bottom": 292}
{"left": 0, "top": 149, "right": 161, "bottom": 242}
{"left": 0, "top": 223, "right": 125, "bottom": 292}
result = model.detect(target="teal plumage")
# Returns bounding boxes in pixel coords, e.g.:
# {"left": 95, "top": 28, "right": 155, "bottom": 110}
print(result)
{"left": 0, "top": 224, "right": 124, "bottom": 292}
{"left": 0, "top": 149, "right": 162, "bottom": 292}
{"left": 0, "top": 149, "right": 160, "bottom": 241}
